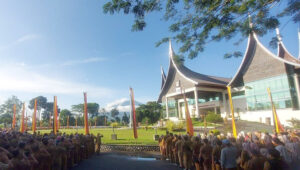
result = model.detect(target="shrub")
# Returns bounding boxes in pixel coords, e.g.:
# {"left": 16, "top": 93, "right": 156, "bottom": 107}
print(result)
{"left": 166, "top": 120, "right": 185, "bottom": 131}
{"left": 206, "top": 113, "right": 223, "bottom": 123}
{"left": 209, "top": 129, "right": 220, "bottom": 135}
{"left": 287, "top": 118, "right": 300, "bottom": 128}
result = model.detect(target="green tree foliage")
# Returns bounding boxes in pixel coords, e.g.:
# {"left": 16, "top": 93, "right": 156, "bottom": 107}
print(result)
{"left": 42, "top": 102, "right": 60, "bottom": 123}
{"left": 136, "top": 101, "right": 162, "bottom": 124}
{"left": 28, "top": 96, "right": 47, "bottom": 111}
{"left": 71, "top": 103, "right": 100, "bottom": 118}
{"left": 0, "top": 96, "right": 22, "bottom": 127}
{"left": 122, "top": 113, "right": 130, "bottom": 124}
{"left": 103, "top": 0, "right": 299, "bottom": 59}
{"left": 205, "top": 112, "right": 223, "bottom": 123}
{"left": 59, "top": 109, "right": 75, "bottom": 126}
{"left": 110, "top": 108, "right": 119, "bottom": 119}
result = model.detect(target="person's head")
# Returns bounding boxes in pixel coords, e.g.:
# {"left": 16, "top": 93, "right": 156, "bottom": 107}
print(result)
{"left": 11, "top": 149, "right": 19, "bottom": 158}
{"left": 203, "top": 138, "right": 209, "bottom": 145}
{"left": 272, "top": 138, "right": 284, "bottom": 146}
{"left": 18, "top": 141, "right": 26, "bottom": 149}
{"left": 216, "top": 139, "right": 222, "bottom": 146}
{"left": 267, "top": 148, "right": 281, "bottom": 160}
{"left": 222, "top": 139, "right": 231, "bottom": 147}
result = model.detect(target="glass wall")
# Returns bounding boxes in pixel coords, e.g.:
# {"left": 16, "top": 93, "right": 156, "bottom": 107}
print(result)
{"left": 245, "top": 74, "right": 296, "bottom": 111}
{"left": 167, "top": 99, "right": 178, "bottom": 117}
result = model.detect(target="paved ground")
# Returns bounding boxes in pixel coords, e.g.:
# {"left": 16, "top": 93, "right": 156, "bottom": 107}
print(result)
{"left": 72, "top": 152, "right": 182, "bottom": 170}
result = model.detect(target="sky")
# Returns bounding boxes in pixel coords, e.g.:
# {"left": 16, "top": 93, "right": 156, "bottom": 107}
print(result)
{"left": 0, "top": 0, "right": 299, "bottom": 111}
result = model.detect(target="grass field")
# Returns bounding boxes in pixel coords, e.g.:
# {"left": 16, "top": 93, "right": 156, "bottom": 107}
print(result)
{"left": 35, "top": 128, "right": 180, "bottom": 145}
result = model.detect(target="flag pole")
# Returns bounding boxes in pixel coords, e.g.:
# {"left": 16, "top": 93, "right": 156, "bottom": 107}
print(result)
{"left": 267, "top": 88, "right": 284, "bottom": 133}
{"left": 227, "top": 86, "right": 237, "bottom": 138}
{"left": 32, "top": 99, "right": 37, "bottom": 133}
{"left": 180, "top": 86, "right": 194, "bottom": 136}
{"left": 130, "top": 87, "right": 138, "bottom": 139}
{"left": 84, "top": 92, "right": 89, "bottom": 135}
{"left": 12, "top": 104, "right": 16, "bottom": 130}
{"left": 53, "top": 96, "right": 58, "bottom": 135}
{"left": 20, "top": 103, "right": 25, "bottom": 133}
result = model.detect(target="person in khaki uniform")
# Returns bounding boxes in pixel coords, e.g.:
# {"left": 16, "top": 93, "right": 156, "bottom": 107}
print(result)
{"left": 95, "top": 133, "right": 103, "bottom": 155}
{"left": 182, "top": 135, "right": 193, "bottom": 169}
{"left": 175, "top": 136, "right": 183, "bottom": 167}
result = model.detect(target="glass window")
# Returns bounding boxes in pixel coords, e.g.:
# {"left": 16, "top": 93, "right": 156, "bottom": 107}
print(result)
{"left": 245, "top": 74, "right": 294, "bottom": 111}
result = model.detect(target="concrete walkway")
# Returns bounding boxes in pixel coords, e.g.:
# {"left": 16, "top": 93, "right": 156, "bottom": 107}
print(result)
{"left": 72, "top": 152, "right": 182, "bottom": 170}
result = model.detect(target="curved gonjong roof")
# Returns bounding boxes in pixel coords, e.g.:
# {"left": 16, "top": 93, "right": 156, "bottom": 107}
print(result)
{"left": 160, "top": 66, "right": 166, "bottom": 90}
{"left": 276, "top": 28, "right": 300, "bottom": 67}
{"left": 228, "top": 31, "right": 300, "bottom": 87}
{"left": 158, "top": 41, "right": 230, "bottom": 102}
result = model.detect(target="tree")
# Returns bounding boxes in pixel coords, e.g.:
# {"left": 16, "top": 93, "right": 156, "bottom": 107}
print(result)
{"left": 41, "top": 102, "right": 60, "bottom": 124}
{"left": 110, "top": 108, "right": 119, "bottom": 119}
{"left": 0, "top": 96, "right": 22, "bottom": 127}
{"left": 136, "top": 101, "right": 162, "bottom": 124}
{"left": 59, "top": 109, "right": 75, "bottom": 126}
{"left": 103, "top": 0, "right": 299, "bottom": 59}
{"left": 71, "top": 103, "right": 100, "bottom": 118}
{"left": 28, "top": 96, "right": 47, "bottom": 111}
{"left": 122, "top": 113, "right": 130, "bottom": 124}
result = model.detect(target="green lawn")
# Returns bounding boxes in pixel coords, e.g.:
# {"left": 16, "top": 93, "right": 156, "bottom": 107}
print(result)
{"left": 35, "top": 128, "right": 181, "bottom": 145}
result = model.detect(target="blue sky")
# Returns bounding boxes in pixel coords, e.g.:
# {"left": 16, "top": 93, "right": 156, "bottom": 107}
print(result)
{"left": 0, "top": 0, "right": 299, "bottom": 110}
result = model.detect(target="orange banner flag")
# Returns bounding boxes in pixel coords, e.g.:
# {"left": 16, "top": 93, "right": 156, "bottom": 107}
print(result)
{"left": 130, "top": 87, "right": 138, "bottom": 139}
{"left": 84, "top": 92, "right": 89, "bottom": 135}
{"left": 181, "top": 88, "right": 194, "bottom": 136}
{"left": 267, "top": 88, "right": 284, "bottom": 133}
{"left": 20, "top": 103, "right": 25, "bottom": 133}
{"left": 32, "top": 99, "right": 37, "bottom": 133}
{"left": 12, "top": 104, "right": 16, "bottom": 129}
{"left": 53, "top": 96, "right": 58, "bottom": 135}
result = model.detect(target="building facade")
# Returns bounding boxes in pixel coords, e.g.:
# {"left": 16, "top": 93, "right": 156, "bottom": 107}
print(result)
{"left": 158, "top": 30, "right": 300, "bottom": 126}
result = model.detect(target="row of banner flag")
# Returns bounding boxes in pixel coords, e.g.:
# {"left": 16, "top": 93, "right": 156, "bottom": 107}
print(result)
{"left": 182, "top": 86, "right": 284, "bottom": 138}
{"left": 11, "top": 86, "right": 283, "bottom": 139}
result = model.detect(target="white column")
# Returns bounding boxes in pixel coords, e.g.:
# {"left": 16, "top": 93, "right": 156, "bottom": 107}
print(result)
{"left": 177, "top": 100, "right": 182, "bottom": 119}
{"left": 194, "top": 88, "right": 199, "bottom": 117}
{"left": 165, "top": 97, "right": 169, "bottom": 119}
{"left": 222, "top": 92, "right": 228, "bottom": 116}
{"left": 294, "top": 74, "right": 300, "bottom": 109}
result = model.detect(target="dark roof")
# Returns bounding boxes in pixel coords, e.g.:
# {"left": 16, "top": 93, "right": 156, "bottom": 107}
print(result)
{"left": 157, "top": 41, "right": 230, "bottom": 102}
{"left": 228, "top": 31, "right": 300, "bottom": 87}
{"left": 177, "top": 64, "right": 230, "bottom": 86}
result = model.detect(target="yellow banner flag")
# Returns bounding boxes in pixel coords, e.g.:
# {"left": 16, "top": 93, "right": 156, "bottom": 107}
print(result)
{"left": 267, "top": 88, "right": 284, "bottom": 133}
{"left": 227, "top": 86, "right": 237, "bottom": 138}
{"left": 181, "top": 87, "right": 194, "bottom": 136}
{"left": 20, "top": 103, "right": 25, "bottom": 133}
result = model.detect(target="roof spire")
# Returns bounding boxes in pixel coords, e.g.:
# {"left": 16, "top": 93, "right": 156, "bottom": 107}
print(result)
{"left": 248, "top": 13, "right": 253, "bottom": 29}
{"left": 298, "top": 28, "right": 300, "bottom": 59}
{"left": 276, "top": 28, "right": 282, "bottom": 42}
{"left": 169, "top": 38, "right": 174, "bottom": 59}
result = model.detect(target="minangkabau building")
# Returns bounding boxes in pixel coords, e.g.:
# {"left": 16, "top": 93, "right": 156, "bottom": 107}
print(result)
{"left": 158, "top": 29, "right": 300, "bottom": 126}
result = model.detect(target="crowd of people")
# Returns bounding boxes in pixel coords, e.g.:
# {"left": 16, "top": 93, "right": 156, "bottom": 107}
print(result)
{"left": 159, "top": 130, "right": 300, "bottom": 170}
{"left": 0, "top": 129, "right": 103, "bottom": 170}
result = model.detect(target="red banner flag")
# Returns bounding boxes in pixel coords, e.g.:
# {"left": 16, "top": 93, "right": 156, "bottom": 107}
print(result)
{"left": 32, "top": 99, "right": 37, "bottom": 133}
{"left": 20, "top": 103, "right": 25, "bottom": 133}
{"left": 181, "top": 88, "right": 194, "bottom": 136}
{"left": 53, "top": 96, "right": 58, "bottom": 134}
{"left": 130, "top": 87, "right": 138, "bottom": 139}
{"left": 84, "top": 92, "right": 89, "bottom": 135}
{"left": 12, "top": 104, "right": 16, "bottom": 129}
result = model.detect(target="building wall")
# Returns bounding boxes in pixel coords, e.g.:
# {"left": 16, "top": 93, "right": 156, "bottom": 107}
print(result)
{"left": 162, "top": 70, "right": 195, "bottom": 101}
{"left": 239, "top": 109, "right": 300, "bottom": 126}
{"left": 243, "top": 42, "right": 287, "bottom": 83}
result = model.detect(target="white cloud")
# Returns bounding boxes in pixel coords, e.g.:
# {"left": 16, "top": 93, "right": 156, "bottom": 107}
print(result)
{"left": 0, "top": 34, "right": 40, "bottom": 51}
{"left": 0, "top": 65, "right": 114, "bottom": 98}
{"left": 16, "top": 34, "right": 40, "bottom": 43}
{"left": 61, "top": 57, "right": 106, "bottom": 66}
